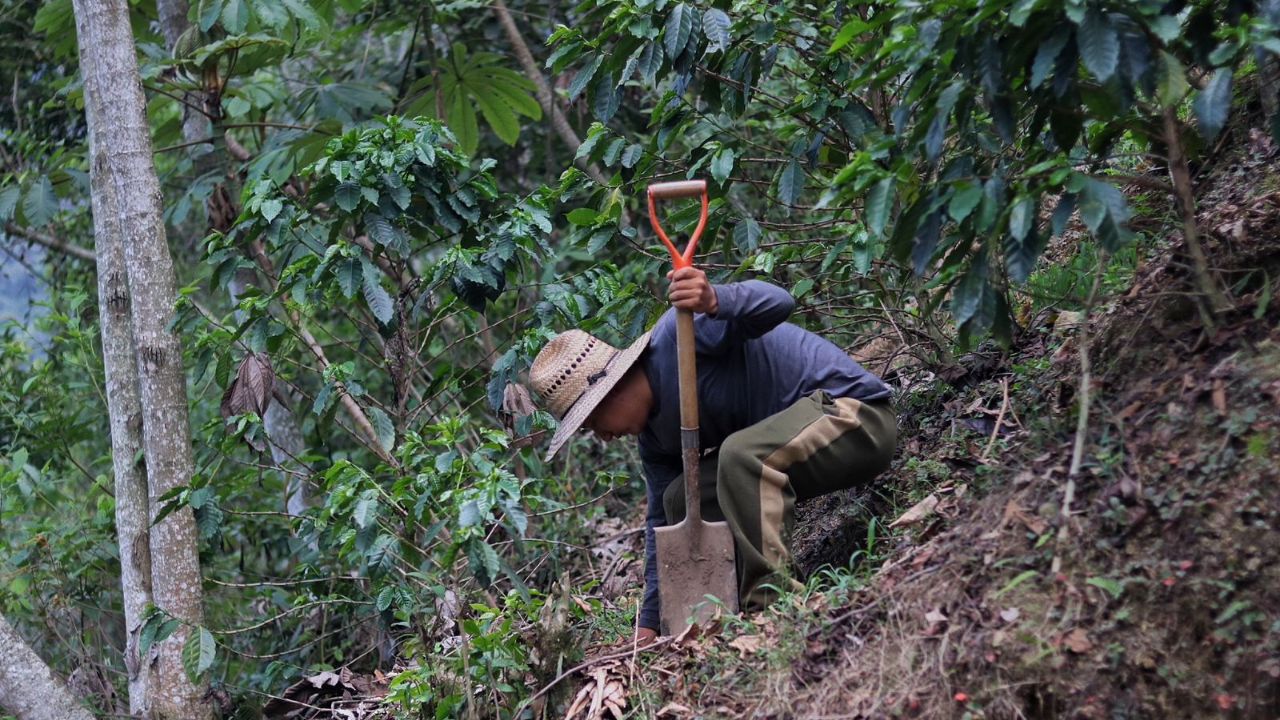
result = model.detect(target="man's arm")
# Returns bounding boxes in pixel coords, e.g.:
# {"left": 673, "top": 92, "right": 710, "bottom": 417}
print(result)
{"left": 666, "top": 270, "right": 795, "bottom": 355}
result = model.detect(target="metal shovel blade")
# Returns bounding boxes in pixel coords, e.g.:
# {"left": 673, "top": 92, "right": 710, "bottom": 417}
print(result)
{"left": 655, "top": 518, "right": 739, "bottom": 636}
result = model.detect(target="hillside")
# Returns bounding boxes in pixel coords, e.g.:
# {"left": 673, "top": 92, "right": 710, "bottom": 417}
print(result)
{"left": 540, "top": 123, "right": 1280, "bottom": 719}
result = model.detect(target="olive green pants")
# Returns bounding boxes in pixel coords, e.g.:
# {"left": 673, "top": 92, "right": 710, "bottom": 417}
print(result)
{"left": 662, "top": 392, "right": 897, "bottom": 611}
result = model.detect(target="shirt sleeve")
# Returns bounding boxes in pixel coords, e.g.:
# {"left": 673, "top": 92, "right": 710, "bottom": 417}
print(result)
{"left": 695, "top": 280, "right": 795, "bottom": 355}
{"left": 638, "top": 452, "right": 680, "bottom": 631}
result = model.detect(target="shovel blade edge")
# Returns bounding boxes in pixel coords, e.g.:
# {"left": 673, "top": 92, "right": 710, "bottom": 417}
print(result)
{"left": 654, "top": 519, "right": 739, "bottom": 637}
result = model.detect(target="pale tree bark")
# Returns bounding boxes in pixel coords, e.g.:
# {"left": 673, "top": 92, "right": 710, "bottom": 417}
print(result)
{"left": 85, "top": 85, "right": 155, "bottom": 715}
{"left": 72, "top": 0, "right": 213, "bottom": 717}
{"left": 0, "top": 613, "right": 96, "bottom": 720}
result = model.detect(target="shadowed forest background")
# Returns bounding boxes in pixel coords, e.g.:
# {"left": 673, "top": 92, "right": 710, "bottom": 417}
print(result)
{"left": 2, "top": 0, "right": 1279, "bottom": 718}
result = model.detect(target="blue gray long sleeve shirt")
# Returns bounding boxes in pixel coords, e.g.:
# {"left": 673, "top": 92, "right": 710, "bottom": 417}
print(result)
{"left": 635, "top": 280, "right": 891, "bottom": 630}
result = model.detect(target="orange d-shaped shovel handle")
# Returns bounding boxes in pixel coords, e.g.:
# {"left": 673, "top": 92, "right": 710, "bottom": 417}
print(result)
{"left": 647, "top": 180, "right": 709, "bottom": 270}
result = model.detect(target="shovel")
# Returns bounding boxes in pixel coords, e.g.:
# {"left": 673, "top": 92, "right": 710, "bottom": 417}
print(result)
{"left": 646, "top": 179, "right": 739, "bottom": 636}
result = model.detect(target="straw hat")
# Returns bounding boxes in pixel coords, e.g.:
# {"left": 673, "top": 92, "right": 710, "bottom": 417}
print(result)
{"left": 530, "top": 329, "right": 652, "bottom": 460}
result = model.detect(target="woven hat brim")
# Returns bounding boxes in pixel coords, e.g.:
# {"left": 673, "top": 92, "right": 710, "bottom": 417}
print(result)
{"left": 544, "top": 330, "right": 652, "bottom": 461}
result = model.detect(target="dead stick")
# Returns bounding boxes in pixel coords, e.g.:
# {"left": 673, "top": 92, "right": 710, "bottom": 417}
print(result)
{"left": 981, "top": 376, "right": 1010, "bottom": 461}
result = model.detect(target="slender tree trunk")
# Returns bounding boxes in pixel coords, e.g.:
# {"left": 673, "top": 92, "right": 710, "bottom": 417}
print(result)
{"left": 86, "top": 91, "right": 155, "bottom": 715}
{"left": 0, "top": 614, "right": 96, "bottom": 720}
{"left": 1162, "top": 107, "right": 1229, "bottom": 327}
{"left": 72, "top": 0, "right": 212, "bottom": 717}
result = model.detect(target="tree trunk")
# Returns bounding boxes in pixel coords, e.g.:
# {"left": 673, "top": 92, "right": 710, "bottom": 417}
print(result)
{"left": 85, "top": 88, "right": 155, "bottom": 715}
{"left": 71, "top": 0, "right": 212, "bottom": 717}
{"left": 0, "top": 614, "right": 96, "bottom": 720}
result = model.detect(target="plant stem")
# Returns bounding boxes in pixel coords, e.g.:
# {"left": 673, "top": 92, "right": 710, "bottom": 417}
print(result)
{"left": 1162, "top": 107, "right": 1229, "bottom": 328}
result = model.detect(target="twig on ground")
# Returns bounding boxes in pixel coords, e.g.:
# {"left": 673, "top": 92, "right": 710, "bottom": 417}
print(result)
{"left": 981, "top": 376, "right": 1010, "bottom": 461}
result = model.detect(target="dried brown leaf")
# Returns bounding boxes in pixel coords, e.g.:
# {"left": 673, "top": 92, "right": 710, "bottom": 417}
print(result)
{"left": 502, "top": 382, "right": 537, "bottom": 417}
{"left": 1063, "top": 628, "right": 1092, "bottom": 653}
{"left": 890, "top": 494, "right": 939, "bottom": 528}
{"left": 727, "top": 634, "right": 764, "bottom": 657}
{"left": 221, "top": 352, "right": 275, "bottom": 418}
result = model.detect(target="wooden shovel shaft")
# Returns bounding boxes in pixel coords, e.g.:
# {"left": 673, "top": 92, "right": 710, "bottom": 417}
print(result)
{"left": 675, "top": 308, "right": 701, "bottom": 527}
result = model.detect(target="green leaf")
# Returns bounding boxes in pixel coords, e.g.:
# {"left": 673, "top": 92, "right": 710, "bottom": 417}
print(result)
{"left": 198, "top": 0, "right": 223, "bottom": 32}
{"left": 566, "top": 208, "right": 599, "bottom": 226}
{"left": 376, "top": 586, "right": 395, "bottom": 612}
{"left": 1031, "top": 31, "right": 1068, "bottom": 89}
{"left": 368, "top": 406, "right": 395, "bottom": 452}
{"left": 140, "top": 616, "right": 181, "bottom": 655}
{"left": 601, "top": 137, "right": 626, "bottom": 167}
{"left": 1078, "top": 9, "right": 1119, "bottom": 81}
{"left": 793, "top": 277, "right": 814, "bottom": 299}
{"left": 710, "top": 148, "right": 735, "bottom": 185}
{"left": 829, "top": 19, "right": 867, "bottom": 54}
{"left": 777, "top": 160, "right": 805, "bottom": 206}
{"left": 279, "top": 0, "right": 323, "bottom": 28}
{"left": 575, "top": 124, "right": 606, "bottom": 160}
{"left": 254, "top": 0, "right": 288, "bottom": 29}
{"left": 948, "top": 181, "right": 982, "bottom": 223}
{"left": 334, "top": 182, "right": 360, "bottom": 212}
{"left": 336, "top": 258, "right": 360, "bottom": 299}
{"left": 353, "top": 488, "right": 379, "bottom": 528}
{"left": 181, "top": 627, "right": 216, "bottom": 682}
{"left": 221, "top": 0, "right": 248, "bottom": 33}
{"left": 587, "top": 228, "right": 612, "bottom": 254}
{"left": 22, "top": 177, "right": 56, "bottom": 226}
{"left": 0, "top": 185, "right": 20, "bottom": 221}
{"left": 734, "top": 217, "right": 761, "bottom": 251}
{"left": 567, "top": 54, "right": 602, "bottom": 103}
{"left": 865, "top": 178, "right": 895, "bottom": 237}
{"left": 361, "top": 260, "right": 394, "bottom": 324}
{"left": 1157, "top": 51, "right": 1189, "bottom": 108}
{"left": 664, "top": 4, "right": 694, "bottom": 58}
{"left": 621, "top": 144, "right": 644, "bottom": 168}
{"left": 1194, "top": 69, "right": 1233, "bottom": 140}
{"left": 1009, "top": 0, "right": 1040, "bottom": 27}
{"left": 1004, "top": 227, "right": 1044, "bottom": 283}
{"left": 702, "top": 8, "right": 731, "bottom": 53}
{"left": 592, "top": 72, "right": 620, "bottom": 122}
{"left": 1008, "top": 196, "right": 1035, "bottom": 241}
{"left": 447, "top": 88, "right": 479, "bottom": 156}
{"left": 471, "top": 84, "right": 521, "bottom": 145}
{"left": 952, "top": 260, "right": 988, "bottom": 325}
{"left": 1085, "top": 576, "right": 1125, "bottom": 600}
{"left": 259, "top": 198, "right": 283, "bottom": 222}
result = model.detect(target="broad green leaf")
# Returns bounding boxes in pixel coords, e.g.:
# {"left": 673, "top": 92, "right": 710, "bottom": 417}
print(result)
{"left": 865, "top": 178, "right": 895, "bottom": 237}
{"left": 1004, "top": 227, "right": 1044, "bottom": 283}
{"left": 601, "top": 137, "right": 626, "bottom": 167}
{"left": 472, "top": 84, "right": 521, "bottom": 145}
{"left": 259, "top": 198, "right": 283, "bottom": 222}
{"left": 777, "top": 160, "right": 805, "bottom": 207}
{"left": 1010, "top": 0, "right": 1040, "bottom": 27}
{"left": 948, "top": 181, "right": 982, "bottom": 223}
{"left": 829, "top": 19, "right": 867, "bottom": 54}
{"left": 1031, "top": 31, "right": 1068, "bottom": 89}
{"left": 587, "top": 228, "right": 612, "bottom": 254}
{"left": 254, "top": 0, "right": 288, "bottom": 29}
{"left": 952, "top": 260, "right": 987, "bottom": 325}
{"left": 664, "top": 4, "right": 694, "bottom": 58}
{"left": 334, "top": 182, "right": 360, "bottom": 212}
{"left": 703, "top": 8, "right": 731, "bottom": 53}
{"left": 279, "top": 0, "right": 322, "bottom": 28}
{"left": 1008, "top": 196, "right": 1035, "bottom": 240}
{"left": 593, "top": 72, "right": 620, "bottom": 122}
{"left": 361, "top": 260, "right": 394, "bottom": 324}
{"left": 710, "top": 148, "right": 735, "bottom": 185}
{"left": 336, "top": 258, "right": 360, "bottom": 299}
{"left": 376, "top": 586, "right": 395, "bottom": 612}
{"left": 140, "top": 616, "right": 181, "bottom": 655}
{"left": 567, "top": 55, "right": 602, "bottom": 103}
{"left": 793, "top": 277, "right": 814, "bottom": 299}
{"left": 181, "top": 628, "right": 216, "bottom": 682}
{"left": 621, "top": 144, "right": 644, "bottom": 168}
{"left": 198, "top": 0, "right": 223, "bottom": 32}
{"left": 1078, "top": 9, "right": 1119, "bottom": 81}
{"left": 1194, "top": 69, "right": 1233, "bottom": 140}
{"left": 447, "top": 87, "right": 479, "bottom": 156}
{"left": 22, "top": 177, "right": 57, "bottom": 227}
{"left": 575, "top": 125, "right": 606, "bottom": 160}
{"left": 1086, "top": 576, "right": 1125, "bottom": 599}
{"left": 487, "top": 72, "right": 542, "bottom": 119}
{"left": 367, "top": 407, "right": 395, "bottom": 452}
{"left": 1157, "top": 51, "right": 1189, "bottom": 109}
{"left": 734, "top": 217, "right": 762, "bottom": 251}
{"left": 566, "top": 208, "right": 599, "bottom": 226}
{"left": 0, "top": 185, "right": 20, "bottom": 221}
{"left": 911, "top": 206, "right": 942, "bottom": 276}
{"left": 221, "top": 0, "right": 248, "bottom": 33}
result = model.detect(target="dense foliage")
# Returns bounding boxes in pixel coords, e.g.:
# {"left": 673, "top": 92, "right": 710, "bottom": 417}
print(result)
{"left": 2, "top": 0, "right": 1278, "bottom": 716}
